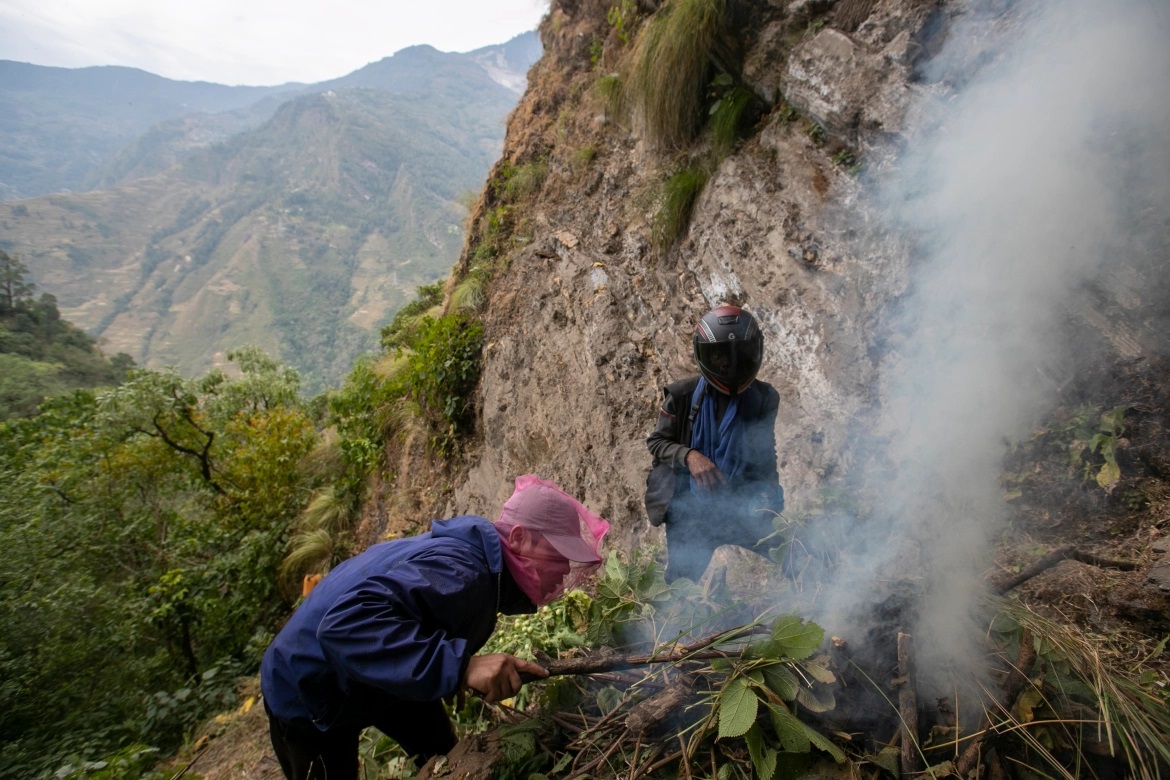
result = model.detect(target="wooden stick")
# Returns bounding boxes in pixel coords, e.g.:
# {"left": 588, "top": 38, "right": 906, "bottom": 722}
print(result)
{"left": 628, "top": 745, "right": 663, "bottom": 780}
{"left": 524, "top": 648, "right": 739, "bottom": 682}
{"left": 955, "top": 630, "right": 1037, "bottom": 776}
{"left": 642, "top": 749, "right": 686, "bottom": 776}
{"left": 520, "top": 625, "right": 769, "bottom": 683}
{"left": 896, "top": 632, "right": 921, "bottom": 777}
{"left": 992, "top": 547, "right": 1137, "bottom": 595}
{"left": 565, "top": 731, "right": 625, "bottom": 780}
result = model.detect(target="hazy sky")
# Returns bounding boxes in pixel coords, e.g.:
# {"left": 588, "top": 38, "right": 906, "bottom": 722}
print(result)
{"left": 0, "top": 0, "right": 547, "bottom": 86}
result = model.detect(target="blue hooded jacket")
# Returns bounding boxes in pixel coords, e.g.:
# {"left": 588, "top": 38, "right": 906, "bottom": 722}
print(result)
{"left": 261, "top": 515, "right": 534, "bottom": 731}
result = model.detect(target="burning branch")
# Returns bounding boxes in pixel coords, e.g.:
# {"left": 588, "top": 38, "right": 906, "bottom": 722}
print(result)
{"left": 523, "top": 624, "right": 768, "bottom": 682}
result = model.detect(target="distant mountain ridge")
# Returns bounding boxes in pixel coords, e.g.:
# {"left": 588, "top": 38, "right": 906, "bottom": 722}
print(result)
{"left": 0, "top": 32, "right": 539, "bottom": 200}
{"left": 0, "top": 32, "right": 541, "bottom": 393}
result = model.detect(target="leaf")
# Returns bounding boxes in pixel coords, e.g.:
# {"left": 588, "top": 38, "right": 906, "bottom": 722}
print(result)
{"left": 926, "top": 760, "right": 958, "bottom": 777}
{"left": 1096, "top": 457, "right": 1121, "bottom": 492}
{"left": 870, "top": 746, "right": 900, "bottom": 777}
{"left": 795, "top": 682, "right": 836, "bottom": 713}
{"left": 597, "top": 685, "right": 623, "bottom": 715}
{"left": 718, "top": 676, "right": 759, "bottom": 739}
{"left": 800, "top": 656, "right": 836, "bottom": 685}
{"left": 745, "top": 724, "right": 778, "bottom": 780}
{"left": 766, "top": 702, "right": 810, "bottom": 753}
{"left": 760, "top": 663, "right": 798, "bottom": 700}
{"left": 1016, "top": 687, "right": 1045, "bottom": 722}
{"left": 770, "top": 616, "right": 824, "bottom": 660}
{"left": 766, "top": 702, "right": 845, "bottom": 762}
{"left": 746, "top": 638, "right": 782, "bottom": 659}
{"left": 550, "top": 752, "right": 574, "bottom": 773}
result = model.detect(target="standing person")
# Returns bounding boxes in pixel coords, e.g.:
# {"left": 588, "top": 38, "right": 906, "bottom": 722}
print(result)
{"left": 261, "top": 475, "right": 610, "bottom": 779}
{"left": 645, "top": 305, "right": 784, "bottom": 583}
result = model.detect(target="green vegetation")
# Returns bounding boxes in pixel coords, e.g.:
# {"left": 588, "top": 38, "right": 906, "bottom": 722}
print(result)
{"left": 2, "top": 73, "right": 520, "bottom": 396}
{"left": 503, "top": 159, "right": 550, "bottom": 200}
{"left": 606, "top": 0, "right": 640, "bottom": 44}
{"left": 628, "top": 0, "right": 731, "bottom": 149}
{"left": 405, "top": 314, "right": 485, "bottom": 444}
{"left": 593, "top": 73, "right": 625, "bottom": 121}
{"left": 708, "top": 77, "right": 761, "bottom": 158}
{"left": 0, "top": 250, "right": 133, "bottom": 419}
{"left": 978, "top": 598, "right": 1170, "bottom": 780}
{"left": 571, "top": 145, "right": 598, "bottom": 175}
{"left": 0, "top": 348, "right": 316, "bottom": 776}
{"left": 1072, "top": 404, "right": 1128, "bottom": 492}
{"left": 806, "top": 121, "right": 827, "bottom": 146}
{"left": 1004, "top": 404, "right": 1133, "bottom": 500}
{"left": 380, "top": 281, "right": 444, "bottom": 350}
{"left": 652, "top": 165, "right": 711, "bottom": 252}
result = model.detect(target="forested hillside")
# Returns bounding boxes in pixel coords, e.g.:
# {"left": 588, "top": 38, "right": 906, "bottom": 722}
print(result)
{"left": 0, "top": 37, "right": 538, "bottom": 394}
{"left": 0, "top": 249, "right": 132, "bottom": 418}
{"left": 4, "top": 1, "right": 1170, "bottom": 779}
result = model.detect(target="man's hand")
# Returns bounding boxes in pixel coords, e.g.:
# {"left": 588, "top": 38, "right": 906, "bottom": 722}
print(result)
{"left": 685, "top": 450, "right": 727, "bottom": 490}
{"left": 464, "top": 654, "right": 548, "bottom": 702}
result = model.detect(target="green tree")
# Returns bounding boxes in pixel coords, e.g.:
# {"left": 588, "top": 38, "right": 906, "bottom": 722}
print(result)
{"left": 0, "top": 349, "right": 315, "bottom": 776}
{"left": 0, "top": 249, "right": 34, "bottom": 313}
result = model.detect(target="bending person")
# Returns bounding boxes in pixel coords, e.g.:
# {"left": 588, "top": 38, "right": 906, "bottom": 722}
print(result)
{"left": 261, "top": 475, "right": 610, "bottom": 779}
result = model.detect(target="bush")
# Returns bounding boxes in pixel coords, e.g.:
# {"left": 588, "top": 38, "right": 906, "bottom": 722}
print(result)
{"left": 406, "top": 314, "right": 484, "bottom": 446}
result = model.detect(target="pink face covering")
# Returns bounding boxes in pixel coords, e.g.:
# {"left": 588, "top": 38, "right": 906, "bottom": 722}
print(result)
{"left": 494, "top": 476, "right": 610, "bottom": 607}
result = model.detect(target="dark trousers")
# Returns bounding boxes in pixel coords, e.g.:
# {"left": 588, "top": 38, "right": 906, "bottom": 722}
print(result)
{"left": 267, "top": 701, "right": 456, "bottom": 779}
{"left": 664, "top": 496, "right": 776, "bottom": 583}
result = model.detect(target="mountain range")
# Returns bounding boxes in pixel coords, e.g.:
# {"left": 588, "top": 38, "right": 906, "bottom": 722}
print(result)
{"left": 0, "top": 33, "right": 541, "bottom": 394}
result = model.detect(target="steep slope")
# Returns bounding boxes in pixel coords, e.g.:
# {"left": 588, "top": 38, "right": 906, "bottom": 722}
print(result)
{"left": 1, "top": 35, "right": 540, "bottom": 200}
{"left": 433, "top": 0, "right": 1170, "bottom": 702}
{"left": 447, "top": 0, "right": 1169, "bottom": 581}
{"left": 174, "top": 0, "right": 1170, "bottom": 776}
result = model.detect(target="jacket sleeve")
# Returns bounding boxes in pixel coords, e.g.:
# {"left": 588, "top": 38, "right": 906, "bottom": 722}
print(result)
{"left": 315, "top": 549, "right": 493, "bottom": 702}
{"left": 647, "top": 388, "right": 692, "bottom": 468}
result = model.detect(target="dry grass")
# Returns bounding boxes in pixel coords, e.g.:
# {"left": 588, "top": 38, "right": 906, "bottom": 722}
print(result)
{"left": 989, "top": 597, "right": 1170, "bottom": 779}
{"left": 628, "top": 0, "right": 727, "bottom": 150}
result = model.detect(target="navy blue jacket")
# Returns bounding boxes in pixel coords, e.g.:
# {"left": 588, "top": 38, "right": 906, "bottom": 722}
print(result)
{"left": 261, "top": 516, "right": 534, "bottom": 731}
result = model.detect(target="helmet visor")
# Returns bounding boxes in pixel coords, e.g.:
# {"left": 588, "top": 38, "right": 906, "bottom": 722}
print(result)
{"left": 695, "top": 340, "right": 762, "bottom": 392}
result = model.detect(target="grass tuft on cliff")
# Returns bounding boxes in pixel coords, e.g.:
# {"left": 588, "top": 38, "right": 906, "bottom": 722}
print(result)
{"left": 628, "top": 0, "right": 728, "bottom": 150}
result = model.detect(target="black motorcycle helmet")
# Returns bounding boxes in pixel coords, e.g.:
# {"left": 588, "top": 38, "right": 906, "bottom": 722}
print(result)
{"left": 693, "top": 305, "right": 764, "bottom": 396}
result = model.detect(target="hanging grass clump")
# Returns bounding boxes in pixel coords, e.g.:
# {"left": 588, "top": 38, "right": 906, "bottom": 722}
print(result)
{"left": 628, "top": 0, "right": 728, "bottom": 150}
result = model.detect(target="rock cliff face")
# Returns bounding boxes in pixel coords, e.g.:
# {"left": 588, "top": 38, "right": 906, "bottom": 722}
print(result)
{"left": 442, "top": 0, "right": 942, "bottom": 541}
{"left": 404, "top": 0, "right": 1170, "bottom": 628}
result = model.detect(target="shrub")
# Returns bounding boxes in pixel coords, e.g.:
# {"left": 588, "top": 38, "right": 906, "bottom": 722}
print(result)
{"left": 405, "top": 314, "right": 484, "bottom": 446}
{"left": 503, "top": 160, "right": 549, "bottom": 200}
{"left": 593, "top": 73, "right": 624, "bottom": 122}
{"left": 380, "top": 282, "right": 443, "bottom": 350}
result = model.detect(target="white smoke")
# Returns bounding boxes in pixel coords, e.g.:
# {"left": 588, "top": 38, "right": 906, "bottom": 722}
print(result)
{"left": 802, "top": 0, "right": 1170, "bottom": 693}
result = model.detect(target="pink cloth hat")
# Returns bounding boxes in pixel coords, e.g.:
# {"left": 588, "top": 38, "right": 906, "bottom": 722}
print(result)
{"left": 498, "top": 480, "right": 605, "bottom": 562}
{"left": 495, "top": 476, "right": 611, "bottom": 605}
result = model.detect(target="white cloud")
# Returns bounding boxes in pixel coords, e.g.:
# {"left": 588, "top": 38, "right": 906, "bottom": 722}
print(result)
{"left": 0, "top": 0, "right": 546, "bottom": 85}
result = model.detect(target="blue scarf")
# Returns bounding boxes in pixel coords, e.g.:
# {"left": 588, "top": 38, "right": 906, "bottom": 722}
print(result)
{"left": 689, "top": 378, "right": 748, "bottom": 497}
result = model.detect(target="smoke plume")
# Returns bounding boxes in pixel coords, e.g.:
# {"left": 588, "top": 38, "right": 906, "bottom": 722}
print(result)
{"left": 803, "top": 0, "right": 1170, "bottom": 694}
